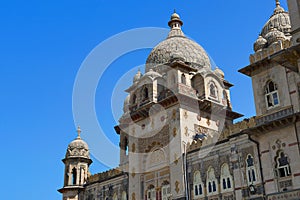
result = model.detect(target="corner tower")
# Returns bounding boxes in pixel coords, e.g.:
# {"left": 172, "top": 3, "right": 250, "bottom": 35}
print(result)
{"left": 239, "top": 0, "right": 300, "bottom": 118}
{"left": 58, "top": 127, "right": 92, "bottom": 200}
{"left": 116, "top": 12, "right": 242, "bottom": 200}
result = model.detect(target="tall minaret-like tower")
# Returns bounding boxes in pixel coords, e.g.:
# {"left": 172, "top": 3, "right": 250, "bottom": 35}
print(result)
{"left": 117, "top": 11, "right": 242, "bottom": 200}
{"left": 58, "top": 127, "right": 92, "bottom": 200}
{"left": 287, "top": 0, "right": 300, "bottom": 45}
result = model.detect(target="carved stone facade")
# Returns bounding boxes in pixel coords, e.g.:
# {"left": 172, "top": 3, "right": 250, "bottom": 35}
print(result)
{"left": 59, "top": 1, "right": 300, "bottom": 200}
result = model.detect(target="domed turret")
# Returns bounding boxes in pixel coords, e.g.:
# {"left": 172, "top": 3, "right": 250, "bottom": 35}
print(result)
{"left": 254, "top": 35, "right": 267, "bottom": 52}
{"left": 146, "top": 11, "right": 211, "bottom": 72}
{"left": 133, "top": 69, "right": 142, "bottom": 83}
{"left": 252, "top": 0, "right": 291, "bottom": 52}
{"left": 59, "top": 127, "right": 92, "bottom": 199}
{"left": 65, "top": 127, "right": 90, "bottom": 159}
{"left": 261, "top": 0, "right": 291, "bottom": 37}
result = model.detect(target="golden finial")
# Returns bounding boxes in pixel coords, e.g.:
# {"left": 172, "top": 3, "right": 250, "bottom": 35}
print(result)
{"left": 76, "top": 126, "right": 81, "bottom": 139}
{"left": 276, "top": 0, "right": 280, "bottom": 7}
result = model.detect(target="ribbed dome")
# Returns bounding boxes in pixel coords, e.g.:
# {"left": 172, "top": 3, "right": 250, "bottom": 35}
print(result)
{"left": 261, "top": 1, "right": 291, "bottom": 38}
{"left": 145, "top": 12, "right": 211, "bottom": 72}
{"left": 65, "top": 127, "right": 90, "bottom": 159}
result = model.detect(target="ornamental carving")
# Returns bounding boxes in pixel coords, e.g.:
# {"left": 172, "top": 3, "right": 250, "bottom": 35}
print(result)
{"left": 66, "top": 146, "right": 89, "bottom": 158}
{"left": 149, "top": 149, "right": 166, "bottom": 166}
{"left": 175, "top": 181, "right": 180, "bottom": 193}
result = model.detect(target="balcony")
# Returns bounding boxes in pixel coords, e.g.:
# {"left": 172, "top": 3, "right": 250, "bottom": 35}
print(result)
{"left": 256, "top": 106, "right": 294, "bottom": 126}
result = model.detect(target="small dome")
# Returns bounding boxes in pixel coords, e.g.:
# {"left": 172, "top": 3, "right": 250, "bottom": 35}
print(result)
{"left": 214, "top": 67, "right": 225, "bottom": 79}
{"left": 171, "top": 12, "right": 180, "bottom": 20}
{"left": 261, "top": 1, "right": 291, "bottom": 38}
{"left": 133, "top": 69, "right": 142, "bottom": 83}
{"left": 254, "top": 36, "right": 267, "bottom": 52}
{"left": 265, "top": 28, "right": 286, "bottom": 45}
{"left": 65, "top": 127, "right": 90, "bottom": 159}
{"left": 143, "top": 69, "right": 162, "bottom": 79}
{"left": 146, "top": 12, "right": 211, "bottom": 72}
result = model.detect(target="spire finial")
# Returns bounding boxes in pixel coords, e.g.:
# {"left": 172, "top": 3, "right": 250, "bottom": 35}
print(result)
{"left": 76, "top": 126, "right": 81, "bottom": 139}
{"left": 276, "top": 0, "right": 280, "bottom": 7}
{"left": 174, "top": 9, "right": 176, "bottom": 13}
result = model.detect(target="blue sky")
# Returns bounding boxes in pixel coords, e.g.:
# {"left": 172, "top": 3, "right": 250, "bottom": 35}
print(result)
{"left": 0, "top": 0, "right": 288, "bottom": 199}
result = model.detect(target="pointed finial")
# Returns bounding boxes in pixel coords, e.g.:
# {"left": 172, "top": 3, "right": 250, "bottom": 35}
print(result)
{"left": 174, "top": 9, "right": 176, "bottom": 13}
{"left": 76, "top": 126, "right": 81, "bottom": 139}
{"left": 276, "top": 0, "right": 280, "bottom": 7}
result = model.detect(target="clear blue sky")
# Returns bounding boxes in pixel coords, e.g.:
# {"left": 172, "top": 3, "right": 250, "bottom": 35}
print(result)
{"left": 0, "top": 0, "right": 288, "bottom": 199}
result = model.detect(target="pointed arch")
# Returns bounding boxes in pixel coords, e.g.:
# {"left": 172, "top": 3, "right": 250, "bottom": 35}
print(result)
{"left": 220, "top": 163, "right": 233, "bottom": 192}
{"left": 72, "top": 167, "right": 77, "bottom": 185}
{"left": 193, "top": 170, "right": 204, "bottom": 197}
{"left": 206, "top": 166, "right": 218, "bottom": 196}
{"left": 122, "top": 191, "right": 127, "bottom": 200}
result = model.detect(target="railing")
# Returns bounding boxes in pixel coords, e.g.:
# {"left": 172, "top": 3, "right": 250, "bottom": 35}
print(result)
{"left": 256, "top": 106, "right": 294, "bottom": 125}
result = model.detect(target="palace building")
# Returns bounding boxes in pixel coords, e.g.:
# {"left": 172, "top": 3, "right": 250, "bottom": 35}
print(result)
{"left": 58, "top": 0, "right": 300, "bottom": 199}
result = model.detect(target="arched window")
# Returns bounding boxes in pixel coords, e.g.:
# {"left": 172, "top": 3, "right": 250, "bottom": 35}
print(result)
{"left": 132, "top": 94, "right": 137, "bottom": 104}
{"left": 147, "top": 185, "right": 156, "bottom": 200}
{"left": 209, "top": 82, "right": 217, "bottom": 98}
{"left": 246, "top": 154, "right": 257, "bottom": 184}
{"left": 207, "top": 167, "right": 218, "bottom": 196}
{"left": 181, "top": 73, "right": 186, "bottom": 84}
{"left": 193, "top": 171, "right": 204, "bottom": 197}
{"left": 265, "top": 80, "right": 279, "bottom": 109}
{"left": 191, "top": 75, "right": 205, "bottom": 99}
{"left": 142, "top": 87, "right": 149, "bottom": 100}
{"left": 113, "top": 193, "right": 118, "bottom": 200}
{"left": 161, "top": 181, "right": 171, "bottom": 200}
{"left": 72, "top": 167, "right": 77, "bottom": 185}
{"left": 124, "top": 137, "right": 128, "bottom": 155}
{"left": 221, "top": 163, "right": 233, "bottom": 192}
{"left": 171, "top": 74, "right": 176, "bottom": 84}
{"left": 276, "top": 151, "right": 291, "bottom": 178}
{"left": 122, "top": 191, "right": 127, "bottom": 200}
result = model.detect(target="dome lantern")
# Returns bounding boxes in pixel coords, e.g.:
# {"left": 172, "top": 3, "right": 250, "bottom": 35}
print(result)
{"left": 168, "top": 11, "right": 183, "bottom": 30}
{"left": 146, "top": 11, "right": 211, "bottom": 72}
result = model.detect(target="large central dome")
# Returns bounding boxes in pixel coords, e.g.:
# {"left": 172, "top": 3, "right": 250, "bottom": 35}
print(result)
{"left": 145, "top": 12, "right": 211, "bottom": 72}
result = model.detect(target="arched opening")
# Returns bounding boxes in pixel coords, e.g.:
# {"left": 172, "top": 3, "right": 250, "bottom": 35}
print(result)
{"left": 276, "top": 151, "right": 291, "bottom": 178}
{"left": 246, "top": 154, "right": 257, "bottom": 184}
{"left": 209, "top": 82, "right": 217, "bottom": 98}
{"left": 132, "top": 94, "right": 137, "bottom": 104}
{"left": 147, "top": 185, "right": 156, "bottom": 200}
{"left": 122, "top": 191, "right": 127, "bottom": 200}
{"left": 265, "top": 80, "right": 279, "bottom": 109}
{"left": 181, "top": 73, "right": 186, "bottom": 84}
{"left": 142, "top": 87, "right": 149, "bottom": 100}
{"left": 221, "top": 163, "right": 233, "bottom": 192}
{"left": 161, "top": 180, "right": 170, "bottom": 200}
{"left": 124, "top": 137, "right": 129, "bottom": 155}
{"left": 207, "top": 166, "right": 218, "bottom": 196}
{"left": 193, "top": 170, "right": 204, "bottom": 197}
{"left": 191, "top": 75, "right": 205, "bottom": 98}
{"left": 72, "top": 167, "right": 77, "bottom": 185}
